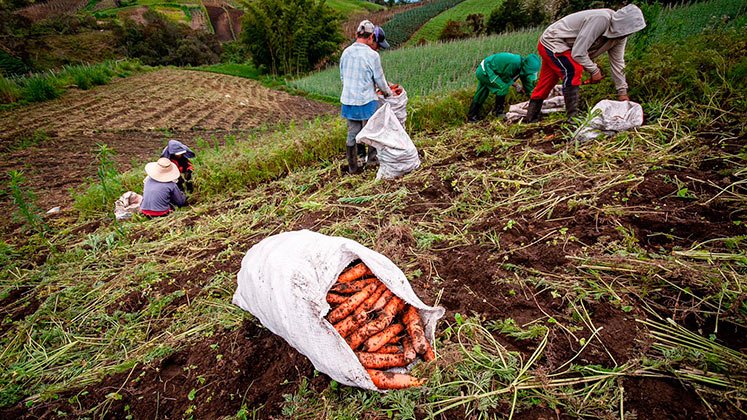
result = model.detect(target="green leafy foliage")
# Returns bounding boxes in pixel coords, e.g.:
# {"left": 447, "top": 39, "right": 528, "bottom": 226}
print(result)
{"left": 239, "top": 0, "right": 344, "bottom": 75}
{"left": 407, "top": 0, "right": 501, "bottom": 45}
{"left": 114, "top": 9, "right": 221, "bottom": 66}
{"left": 486, "top": 0, "right": 545, "bottom": 34}
{"left": 381, "top": 0, "right": 466, "bottom": 48}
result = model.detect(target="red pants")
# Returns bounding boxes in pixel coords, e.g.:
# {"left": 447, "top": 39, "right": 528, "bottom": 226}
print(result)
{"left": 531, "top": 41, "right": 584, "bottom": 100}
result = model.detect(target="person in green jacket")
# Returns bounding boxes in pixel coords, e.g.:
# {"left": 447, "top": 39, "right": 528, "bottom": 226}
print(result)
{"left": 467, "top": 52, "right": 541, "bottom": 122}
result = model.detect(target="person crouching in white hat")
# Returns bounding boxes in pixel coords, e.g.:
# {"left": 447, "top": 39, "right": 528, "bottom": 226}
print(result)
{"left": 140, "top": 157, "right": 187, "bottom": 218}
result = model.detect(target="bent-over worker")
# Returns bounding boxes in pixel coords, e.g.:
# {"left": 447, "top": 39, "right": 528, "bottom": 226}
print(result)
{"left": 140, "top": 157, "right": 187, "bottom": 218}
{"left": 467, "top": 52, "right": 540, "bottom": 122}
{"left": 525, "top": 4, "right": 646, "bottom": 122}
{"left": 161, "top": 139, "right": 195, "bottom": 193}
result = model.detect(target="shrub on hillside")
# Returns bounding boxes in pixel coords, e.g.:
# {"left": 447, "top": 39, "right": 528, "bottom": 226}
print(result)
{"left": 240, "top": 0, "right": 343, "bottom": 75}
{"left": 487, "top": 0, "right": 546, "bottom": 34}
{"left": 439, "top": 20, "right": 471, "bottom": 41}
{"left": 114, "top": 10, "right": 221, "bottom": 66}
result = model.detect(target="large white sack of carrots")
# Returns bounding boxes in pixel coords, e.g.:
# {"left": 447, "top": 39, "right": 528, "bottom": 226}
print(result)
{"left": 232, "top": 230, "right": 445, "bottom": 391}
{"left": 356, "top": 102, "right": 420, "bottom": 181}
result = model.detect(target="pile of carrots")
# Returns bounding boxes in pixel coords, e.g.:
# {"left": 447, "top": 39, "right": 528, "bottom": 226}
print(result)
{"left": 326, "top": 262, "right": 434, "bottom": 390}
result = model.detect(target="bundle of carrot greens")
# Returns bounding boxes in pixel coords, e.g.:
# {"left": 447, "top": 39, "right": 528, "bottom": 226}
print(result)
{"left": 326, "top": 262, "right": 434, "bottom": 390}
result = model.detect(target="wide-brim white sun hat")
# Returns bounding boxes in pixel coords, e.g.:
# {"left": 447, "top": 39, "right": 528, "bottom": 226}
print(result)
{"left": 145, "top": 157, "right": 180, "bottom": 183}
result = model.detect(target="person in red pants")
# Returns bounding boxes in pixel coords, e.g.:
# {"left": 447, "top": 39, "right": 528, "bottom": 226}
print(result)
{"left": 525, "top": 4, "right": 646, "bottom": 122}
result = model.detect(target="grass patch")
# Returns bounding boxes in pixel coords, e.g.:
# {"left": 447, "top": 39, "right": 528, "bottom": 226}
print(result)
{"left": 0, "top": 60, "right": 147, "bottom": 108}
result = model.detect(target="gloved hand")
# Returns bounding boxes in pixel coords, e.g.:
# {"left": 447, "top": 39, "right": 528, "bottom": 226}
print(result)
{"left": 513, "top": 82, "right": 524, "bottom": 94}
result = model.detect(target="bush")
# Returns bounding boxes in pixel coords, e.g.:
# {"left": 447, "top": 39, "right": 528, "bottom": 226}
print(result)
{"left": 439, "top": 20, "right": 471, "bottom": 41}
{"left": 63, "top": 64, "right": 113, "bottom": 90}
{"left": 114, "top": 10, "right": 221, "bottom": 67}
{"left": 240, "top": 0, "right": 344, "bottom": 75}
{"left": 487, "top": 0, "right": 546, "bottom": 34}
{"left": 0, "top": 75, "right": 22, "bottom": 103}
{"left": 22, "top": 74, "right": 60, "bottom": 102}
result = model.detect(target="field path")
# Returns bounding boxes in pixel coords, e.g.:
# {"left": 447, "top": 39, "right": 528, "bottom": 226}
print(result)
{"left": 0, "top": 69, "right": 336, "bottom": 224}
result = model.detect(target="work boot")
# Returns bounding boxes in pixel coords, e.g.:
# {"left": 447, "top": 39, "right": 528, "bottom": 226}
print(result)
{"left": 563, "top": 85, "right": 580, "bottom": 121}
{"left": 466, "top": 100, "right": 481, "bottom": 122}
{"left": 365, "top": 146, "right": 378, "bottom": 169}
{"left": 345, "top": 146, "right": 362, "bottom": 174}
{"left": 356, "top": 143, "right": 366, "bottom": 161}
{"left": 493, "top": 95, "right": 506, "bottom": 119}
{"left": 524, "top": 98, "right": 543, "bottom": 123}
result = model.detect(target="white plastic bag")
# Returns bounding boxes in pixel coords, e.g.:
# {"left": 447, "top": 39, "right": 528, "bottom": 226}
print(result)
{"left": 506, "top": 85, "right": 565, "bottom": 122}
{"left": 574, "top": 100, "right": 644, "bottom": 142}
{"left": 232, "top": 230, "right": 445, "bottom": 391}
{"left": 114, "top": 191, "right": 142, "bottom": 220}
{"left": 379, "top": 88, "right": 408, "bottom": 126}
{"left": 356, "top": 103, "right": 420, "bottom": 180}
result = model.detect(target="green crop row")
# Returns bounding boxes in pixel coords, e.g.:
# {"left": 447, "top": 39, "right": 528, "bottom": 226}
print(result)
{"left": 382, "top": 0, "right": 466, "bottom": 48}
{"left": 406, "top": 0, "right": 503, "bottom": 45}
{"left": 290, "top": 28, "right": 540, "bottom": 100}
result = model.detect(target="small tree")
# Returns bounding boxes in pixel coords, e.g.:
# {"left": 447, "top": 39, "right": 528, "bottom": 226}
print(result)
{"left": 439, "top": 20, "right": 470, "bottom": 41}
{"left": 240, "top": 0, "right": 344, "bottom": 75}
{"left": 466, "top": 13, "right": 485, "bottom": 35}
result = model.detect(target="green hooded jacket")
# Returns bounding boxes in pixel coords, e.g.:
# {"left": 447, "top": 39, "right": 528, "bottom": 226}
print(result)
{"left": 475, "top": 52, "right": 540, "bottom": 96}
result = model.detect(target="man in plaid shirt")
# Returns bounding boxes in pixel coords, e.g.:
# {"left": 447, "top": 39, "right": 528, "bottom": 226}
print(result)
{"left": 340, "top": 20, "right": 393, "bottom": 174}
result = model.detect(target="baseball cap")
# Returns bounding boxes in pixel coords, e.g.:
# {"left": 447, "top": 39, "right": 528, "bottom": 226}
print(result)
{"left": 357, "top": 20, "right": 375, "bottom": 35}
{"left": 373, "top": 26, "right": 390, "bottom": 49}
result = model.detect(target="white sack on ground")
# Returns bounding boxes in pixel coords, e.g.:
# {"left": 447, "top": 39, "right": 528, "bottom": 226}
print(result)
{"left": 356, "top": 102, "right": 420, "bottom": 180}
{"left": 506, "top": 85, "right": 565, "bottom": 122}
{"left": 232, "top": 230, "right": 445, "bottom": 391}
{"left": 574, "top": 100, "right": 644, "bottom": 142}
{"left": 114, "top": 191, "right": 142, "bottom": 220}
{"left": 379, "top": 87, "right": 408, "bottom": 126}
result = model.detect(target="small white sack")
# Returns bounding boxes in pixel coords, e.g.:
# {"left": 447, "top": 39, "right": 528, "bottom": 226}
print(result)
{"left": 232, "top": 230, "right": 445, "bottom": 391}
{"left": 114, "top": 191, "right": 142, "bottom": 220}
{"left": 356, "top": 102, "right": 420, "bottom": 180}
{"left": 506, "top": 85, "right": 565, "bottom": 122}
{"left": 575, "top": 100, "right": 644, "bottom": 142}
{"left": 379, "top": 88, "right": 408, "bottom": 126}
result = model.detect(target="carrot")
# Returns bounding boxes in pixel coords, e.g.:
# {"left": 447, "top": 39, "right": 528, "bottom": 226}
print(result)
{"left": 402, "top": 305, "right": 432, "bottom": 356}
{"left": 333, "top": 310, "right": 369, "bottom": 338}
{"left": 363, "top": 323, "right": 405, "bottom": 352}
{"left": 327, "top": 283, "right": 377, "bottom": 324}
{"left": 385, "top": 334, "right": 401, "bottom": 345}
{"left": 367, "top": 369, "right": 424, "bottom": 390}
{"left": 424, "top": 346, "right": 436, "bottom": 362}
{"left": 371, "top": 290, "right": 393, "bottom": 312}
{"left": 331, "top": 277, "right": 379, "bottom": 294}
{"left": 356, "top": 352, "right": 409, "bottom": 369}
{"left": 402, "top": 337, "right": 416, "bottom": 362}
{"left": 337, "top": 262, "right": 373, "bottom": 283}
{"left": 352, "top": 283, "right": 387, "bottom": 317}
{"left": 346, "top": 297, "right": 405, "bottom": 349}
{"left": 346, "top": 316, "right": 390, "bottom": 350}
{"left": 326, "top": 292, "right": 348, "bottom": 305}
{"left": 377, "top": 344, "right": 402, "bottom": 354}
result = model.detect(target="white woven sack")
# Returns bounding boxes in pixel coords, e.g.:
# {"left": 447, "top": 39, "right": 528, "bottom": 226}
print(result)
{"left": 356, "top": 103, "right": 420, "bottom": 180}
{"left": 575, "top": 100, "right": 644, "bottom": 142}
{"left": 379, "top": 88, "right": 408, "bottom": 126}
{"left": 232, "top": 230, "right": 445, "bottom": 391}
{"left": 506, "top": 85, "right": 565, "bottom": 122}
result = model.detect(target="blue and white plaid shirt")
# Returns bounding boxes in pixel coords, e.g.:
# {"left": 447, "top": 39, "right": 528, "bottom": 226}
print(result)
{"left": 340, "top": 42, "right": 391, "bottom": 106}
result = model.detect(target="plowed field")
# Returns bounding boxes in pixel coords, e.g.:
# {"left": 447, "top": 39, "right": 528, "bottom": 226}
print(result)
{"left": 0, "top": 69, "right": 336, "bottom": 223}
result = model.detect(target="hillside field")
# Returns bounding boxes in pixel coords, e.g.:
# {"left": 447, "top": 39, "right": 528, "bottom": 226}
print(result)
{"left": 406, "top": 0, "right": 503, "bottom": 45}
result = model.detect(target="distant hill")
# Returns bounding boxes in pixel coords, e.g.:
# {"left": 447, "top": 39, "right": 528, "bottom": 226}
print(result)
{"left": 406, "top": 0, "right": 502, "bottom": 45}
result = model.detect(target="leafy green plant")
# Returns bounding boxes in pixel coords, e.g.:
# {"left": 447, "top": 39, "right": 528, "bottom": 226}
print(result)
{"left": 6, "top": 170, "right": 46, "bottom": 233}
{"left": 22, "top": 74, "right": 60, "bottom": 103}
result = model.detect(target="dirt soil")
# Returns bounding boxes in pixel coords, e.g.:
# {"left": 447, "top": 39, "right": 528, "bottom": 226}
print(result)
{"left": 0, "top": 68, "right": 336, "bottom": 232}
